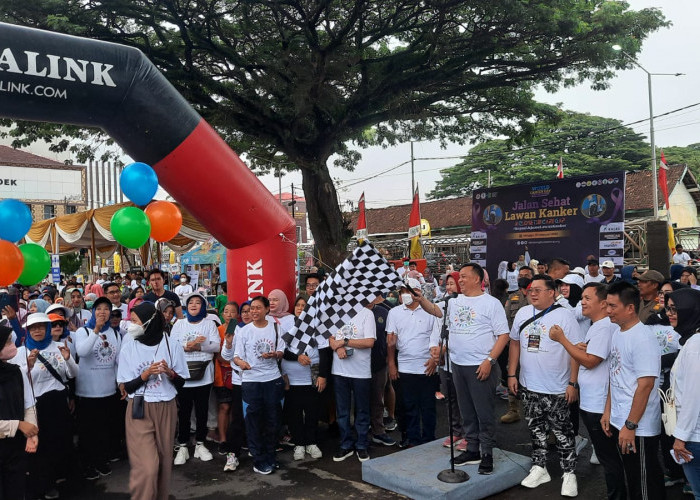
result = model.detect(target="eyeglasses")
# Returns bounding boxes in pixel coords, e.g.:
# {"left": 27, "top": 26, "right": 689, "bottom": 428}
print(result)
{"left": 665, "top": 306, "right": 677, "bottom": 315}
{"left": 527, "top": 288, "right": 551, "bottom": 294}
{"left": 306, "top": 283, "right": 319, "bottom": 289}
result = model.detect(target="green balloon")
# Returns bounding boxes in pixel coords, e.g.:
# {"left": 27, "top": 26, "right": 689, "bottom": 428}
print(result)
{"left": 111, "top": 207, "right": 151, "bottom": 249}
{"left": 17, "top": 243, "right": 51, "bottom": 286}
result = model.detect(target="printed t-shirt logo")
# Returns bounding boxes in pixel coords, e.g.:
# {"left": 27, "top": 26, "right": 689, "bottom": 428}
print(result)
{"left": 253, "top": 338, "right": 274, "bottom": 358}
{"left": 335, "top": 322, "right": 358, "bottom": 341}
{"left": 136, "top": 360, "right": 163, "bottom": 390}
{"left": 94, "top": 340, "right": 117, "bottom": 364}
{"left": 452, "top": 306, "right": 477, "bottom": 331}
{"left": 38, "top": 350, "right": 62, "bottom": 372}
{"left": 609, "top": 345, "right": 622, "bottom": 384}
{"left": 653, "top": 327, "right": 677, "bottom": 355}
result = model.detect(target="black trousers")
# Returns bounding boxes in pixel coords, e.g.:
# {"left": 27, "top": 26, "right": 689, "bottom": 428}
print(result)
{"left": 0, "top": 435, "right": 26, "bottom": 500}
{"left": 580, "top": 409, "right": 626, "bottom": 500}
{"left": 29, "top": 389, "right": 78, "bottom": 498}
{"left": 223, "top": 384, "right": 246, "bottom": 456}
{"left": 77, "top": 393, "right": 120, "bottom": 468}
{"left": 177, "top": 384, "right": 212, "bottom": 444}
{"left": 286, "top": 385, "right": 320, "bottom": 446}
{"left": 609, "top": 426, "right": 666, "bottom": 500}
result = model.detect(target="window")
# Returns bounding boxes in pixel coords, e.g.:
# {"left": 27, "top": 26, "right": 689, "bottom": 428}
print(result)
{"left": 43, "top": 204, "right": 55, "bottom": 219}
{"left": 296, "top": 225, "right": 303, "bottom": 242}
{"left": 65, "top": 205, "right": 77, "bottom": 215}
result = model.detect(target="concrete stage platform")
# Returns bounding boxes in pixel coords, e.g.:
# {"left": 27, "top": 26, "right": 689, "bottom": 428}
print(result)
{"left": 362, "top": 439, "right": 532, "bottom": 500}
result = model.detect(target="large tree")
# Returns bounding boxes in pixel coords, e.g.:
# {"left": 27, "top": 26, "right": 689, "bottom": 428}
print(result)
{"left": 0, "top": 1, "right": 666, "bottom": 264}
{"left": 429, "top": 108, "right": 651, "bottom": 199}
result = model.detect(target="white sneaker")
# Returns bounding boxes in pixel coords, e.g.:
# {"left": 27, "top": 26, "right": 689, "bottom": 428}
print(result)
{"left": 223, "top": 453, "right": 239, "bottom": 472}
{"left": 293, "top": 445, "right": 306, "bottom": 461}
{"left": 590, "top": 448, "right": 600, "bottom": 465}
{"left": 521, "top": 465, "right": 551, "bottom": 488}
{"left": 306, "top": 444, "right": 323, "bottom": 459}
{"left": 174, "top": 445, "right": 190, "bottom": 465}
{"left": 561, "top": 472, "right": 578, "bottom": 497}
{"left": 575, "top": 435, "right": 589, "bottom": 455}
{"left": 194, "top": 442, "right": 213, "bottom": 462}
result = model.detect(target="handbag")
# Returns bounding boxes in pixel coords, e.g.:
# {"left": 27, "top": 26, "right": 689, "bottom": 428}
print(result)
{"left": 221, "top": 365, "right": 234, "bottom": 390}
{"left": 132, "top": 394, "right": 145, "bottom": 419}
{"left": 658, "top": 386, "right": 677, "bottom": 436}
{"left": 186, "top": 360, "right": 211, "bottom": 381}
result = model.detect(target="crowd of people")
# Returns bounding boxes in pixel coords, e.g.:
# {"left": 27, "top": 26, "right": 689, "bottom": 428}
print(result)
{"left": 0, "top": 253, "right": 699, "bottom": 500}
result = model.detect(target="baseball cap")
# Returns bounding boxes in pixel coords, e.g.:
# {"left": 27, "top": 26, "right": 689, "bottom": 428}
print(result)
{"left": 561, "top": 274, "right": 584, "bottom": 288}
{"left": 638, "top": 270, "right": 665, "bottom": 284}
{"left": 48, "top": 313, "right": 67, "bottom": 324}
{"left": 572, "top": 267, "right": 585, "bottom": 277}
{"left": 601, "top": 260, "right": 615, "bottom": 269}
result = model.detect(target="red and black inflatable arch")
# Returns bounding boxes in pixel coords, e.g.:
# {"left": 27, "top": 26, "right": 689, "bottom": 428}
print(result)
{"left": 0, "top": 22, "right": 297, "bottom": 303}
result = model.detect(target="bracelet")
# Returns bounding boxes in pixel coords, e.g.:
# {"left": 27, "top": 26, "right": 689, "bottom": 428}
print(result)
{"left": 507, "top": 374, "right": 517, "bottom": 378}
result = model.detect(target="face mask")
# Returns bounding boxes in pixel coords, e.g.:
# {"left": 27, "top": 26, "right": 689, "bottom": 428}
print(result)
{"left": 0, "top": 343, "right": 17, "bottom": 361}
{"left": 517, "top": 278, "right": 532, "bottom": 290}
{"left": 128, "top": 323, "right": 144, "bottom": 339}
{"left": 387, "top": 297, "right": 398, "bottom": 305}
{"left": 85, "top": 301, "right": 94, "bottom": 309}
{"left": 401, "top": 293, "right": 414, "bottom": 306}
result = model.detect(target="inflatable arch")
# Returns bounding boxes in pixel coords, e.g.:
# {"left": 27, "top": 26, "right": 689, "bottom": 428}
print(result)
{"left": 0, "top": 22, "right": 297, "bottom": 304}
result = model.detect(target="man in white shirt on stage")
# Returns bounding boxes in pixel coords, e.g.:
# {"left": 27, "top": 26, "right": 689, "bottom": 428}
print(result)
{"left": 447, "top": 263, "right": 509, "bottom": 475}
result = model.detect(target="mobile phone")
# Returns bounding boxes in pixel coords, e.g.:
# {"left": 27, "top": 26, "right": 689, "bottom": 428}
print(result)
{"left": 0, "top": 292, "right": 18, "bottom": 312}
{"left": 225, "top": 320, "right": 237, "bottom": 335}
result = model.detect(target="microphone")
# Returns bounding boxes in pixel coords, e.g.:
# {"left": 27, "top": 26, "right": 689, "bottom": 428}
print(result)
{"left": 435, "top": 292, "right": 459, "bottom": 303}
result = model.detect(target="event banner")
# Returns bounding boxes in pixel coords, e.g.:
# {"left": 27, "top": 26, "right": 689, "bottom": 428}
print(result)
{"left": 470, "top": 172, "right": 625, "bottom": 278}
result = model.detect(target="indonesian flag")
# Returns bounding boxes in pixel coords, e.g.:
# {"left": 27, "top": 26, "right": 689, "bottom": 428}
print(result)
{"left": 408, "top": 186, "right": 423, "bottom": 259}
{"left": 556, "top": 156, "right": 564, "bottom": 179}
{"left": 659, "top": 150, "right": 671, "bottom": 210}
{"left": 356, "top": 192, "right": 368, "bottom": 241}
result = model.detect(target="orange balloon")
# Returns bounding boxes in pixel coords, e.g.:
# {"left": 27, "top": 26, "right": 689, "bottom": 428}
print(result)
{"left": 0, "top": 240, "right": 24, "bottom": 286}
{"left": 144, "top": 201, "right": 183, "bottom": 242}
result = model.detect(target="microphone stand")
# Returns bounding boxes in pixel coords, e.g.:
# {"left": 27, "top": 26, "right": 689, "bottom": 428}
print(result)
{"left": 437, "top": 293, "right": 469, "bottom": 483}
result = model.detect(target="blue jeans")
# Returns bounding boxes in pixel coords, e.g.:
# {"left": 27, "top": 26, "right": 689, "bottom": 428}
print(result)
{"left": 399, "top": 373, "right": 437, "bottom": 445}
{"left": 684, "top": 441, "right": 700, "bottom": 499}
{"left": 241, "top": 377, "right": 284, "bottom": 467}
{"left": 334, "top": 375, "right": 371, "bottom": 451}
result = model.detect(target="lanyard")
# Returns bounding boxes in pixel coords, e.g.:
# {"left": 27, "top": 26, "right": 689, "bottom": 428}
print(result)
{"left": 533, "top": 304, "right": 553, "bottom": 323}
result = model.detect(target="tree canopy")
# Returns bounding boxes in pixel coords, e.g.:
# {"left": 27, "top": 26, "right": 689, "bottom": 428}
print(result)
{"left": 0, "top": 0, "right": 667, "bottom": 264}
{"left": 428, "top": 108, "right": 652, "bottom": 199}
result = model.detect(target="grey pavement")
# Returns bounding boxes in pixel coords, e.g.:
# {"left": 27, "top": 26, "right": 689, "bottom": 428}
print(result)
{"left": 66, "top": 396, "right": 686, "bottom": 499}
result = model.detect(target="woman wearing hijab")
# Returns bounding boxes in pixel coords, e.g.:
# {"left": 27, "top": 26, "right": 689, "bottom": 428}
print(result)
{"left": 170, "top": 292, "right": 221, "bottom": 465}
{"left": 268, "top": 289, "right": 294, "bottom": 331}
{"left": 10, "top": 313, "right": 78, "bottom": 500}
{"left": 74, "top": 296, "right": 122, "bottom": 480}
{"left": 117, "top": 302, "right": 188, "bottom": 500}
{"left": 238, "top": 300, "right": 252, "bottom": 327}
{"left": 5, "top": 298, "right": 51, "bottom": 346}
{"left": 0, "top": 325, "right": 38, "bottom": 500}
{"left": 120, "top": 297, "right": 144, "bottom": 339}
{"left": 668, "top": 288, "right": 700, "bottom": 497}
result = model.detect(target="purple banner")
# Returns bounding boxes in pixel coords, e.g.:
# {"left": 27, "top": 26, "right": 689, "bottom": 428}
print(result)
{"left": 470, "top": 172, "right": 626, "bottom": 278}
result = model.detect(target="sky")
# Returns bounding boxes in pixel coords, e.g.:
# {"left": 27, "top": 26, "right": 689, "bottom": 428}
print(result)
{"left": 255, "top": 0, "right": 700, "bottom": 212}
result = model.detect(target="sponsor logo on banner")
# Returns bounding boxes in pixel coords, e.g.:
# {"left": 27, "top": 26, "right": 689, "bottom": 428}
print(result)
{"left": 470, "top": 245, "right": 487, "bottom": 254}
{"left": 600, "top": 240, "right": 624, "bottom": 250}
{"left": 600, "top": 222, "right": 624, "bottom": 233}
{"left": 603, "top": 248, "right": 624, "bottom": 258}
{"left": 471, "top": 239, "right": 486, "bottom": 247}
{"left": 601, "top": 232, "right": 625, "bottom": 241}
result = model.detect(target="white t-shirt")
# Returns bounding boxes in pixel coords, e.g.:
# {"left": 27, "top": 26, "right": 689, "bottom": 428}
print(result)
{"left": 506, "top": 270, "right": 519, "bottom": 292}
{"left": 11, "top": 342, "right": 79, "bottom": 398}
{"left": 170, "top": 318, "right": 221, "bottom": 387}
{"left": 280, "top": 336, "right": 328, "bottom": 386}
{"left": 68, "top": 309, "right": 92, "bottom": 330}
{"left": 670, "top": 334, "right": 700, "bottom": 442}
{"left": 233, "top": 321, "right": 285, "bottom": 383}
{"left": 510, "top": 305, "right": 583, "bottom": 394}
{"left": 386, "top": 304, "right": 440, "bottom": 375}
{"left": 578, "top": 317, "right": 614, "bottom": 414}
{"left": 73, "top": 326, "right": 121, "bottom": 398}
{"left": 174, "top": 284, "right": 194, "bottom": 300}
{"left": 116, "top": 335, "right": 189, "bottom": 402}
{"left": 584, "top": 273, "right": 605, "bottom": 284}
{"left": 331, "top": 308, "right": 376, "bottom": 379}
{"left": 673, "top": 252, "right": 691, "bottom": 265}
{"left": 22, "top": 369, "right": 35, "bottom": 410}
{"left": 447, "top": 294, "right": 509, "bottom": 367}
{"left": 609, "top": 322, "right": 661, "bottom": 436}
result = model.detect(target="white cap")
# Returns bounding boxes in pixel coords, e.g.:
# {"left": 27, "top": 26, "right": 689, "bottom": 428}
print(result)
{"left": 185, "top": 291, "right": 208, "bottom": 305}
{"left": 572, "top": 267, "right": 585, "bottom": 277}
{"left": 46, "top": 303, "right": 73, "bottom": 318}
{"left": 601, "top": 260, "right": 615, "bottom": 269}
{"left": 404, "top": 278, "right": 421, "bottom": 290}
{"left": 561, "top": 273, "right": 584, "bottom": 288}
{"left": 26, "top": 313, "right": 51, "bottom": 327}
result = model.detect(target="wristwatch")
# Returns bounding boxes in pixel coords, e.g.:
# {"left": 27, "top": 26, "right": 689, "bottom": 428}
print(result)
{"left": 568, "top": 381, "right": 579, "bottom": 389}
{"left": 487, "top": 356, "right": 497, "bottom": 366}
{"left": 343, "top": 338, "right": 349, "bottom": 347}
{"left": 625, "top": 420, "right": 638, "bottom": 430}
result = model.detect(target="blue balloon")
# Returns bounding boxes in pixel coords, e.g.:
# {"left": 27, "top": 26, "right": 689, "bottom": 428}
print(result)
{"left": 120, "top": 162, "right": 159, "bottom": 206}
{"left": 0, "top": 199, "right": 33, "bottom": 242}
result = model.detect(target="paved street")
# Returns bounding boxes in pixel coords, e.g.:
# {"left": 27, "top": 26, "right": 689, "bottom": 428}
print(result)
{"left": 68, "top": 396, "right": 686, "bottom": 499}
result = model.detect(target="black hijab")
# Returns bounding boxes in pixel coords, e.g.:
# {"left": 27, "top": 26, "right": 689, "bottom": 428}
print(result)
{"left": 132, "top": 302, "right": 165, "bottom": 347}
{"left": 669, "top": 288, "right": 700, "bottom": 345}
{"left": 0, "top": 325, "right": 24, "bottom": 421}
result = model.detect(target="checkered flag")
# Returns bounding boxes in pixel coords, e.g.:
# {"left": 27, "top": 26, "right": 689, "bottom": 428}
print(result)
{"left": 283, "top": 240, "right": 404, "bottom": 353}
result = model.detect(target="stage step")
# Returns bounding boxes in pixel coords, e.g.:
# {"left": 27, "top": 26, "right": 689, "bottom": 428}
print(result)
{"left": 362, "top": 439, "right": 532, "bottom": 500}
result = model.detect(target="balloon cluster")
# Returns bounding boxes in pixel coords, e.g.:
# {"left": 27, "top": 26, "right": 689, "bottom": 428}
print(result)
{"left": 0, "top": 199, "right": 51, "bottom": 287}
{"left": 111, "top": 162, "right": 183, "bottom": 249}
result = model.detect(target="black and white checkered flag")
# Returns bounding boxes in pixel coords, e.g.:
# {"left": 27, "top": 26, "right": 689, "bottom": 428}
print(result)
{"left": 283, "top": 241, "right": 404, "bottom": 353}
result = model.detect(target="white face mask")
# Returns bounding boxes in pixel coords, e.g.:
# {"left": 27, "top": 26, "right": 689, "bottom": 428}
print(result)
{"left": 0, "top": 342, "right": 18, "bottom": 361}
{"left": 401, "top": 293, "right": 414, "bottom": 306}
{"left": 127, "top": 322, "right": 144, "bottom": 339}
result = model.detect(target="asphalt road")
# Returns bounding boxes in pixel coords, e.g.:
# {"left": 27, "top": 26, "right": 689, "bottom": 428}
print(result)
{"left": 65, "top": 396, "right": 687, "bottom": 499}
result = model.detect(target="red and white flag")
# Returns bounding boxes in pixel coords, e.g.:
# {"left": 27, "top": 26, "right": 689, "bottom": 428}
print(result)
{"left": 356, "top": 192, "right": 368, "bottom": 241}
{"left": 556, "top": 156, "right": 564, "bottom": 179}
{"left": 408, "top": 186, "right": 423, "bottom": 259}
{"left": 659, "top": 150, "right": 670, "bottom": 210}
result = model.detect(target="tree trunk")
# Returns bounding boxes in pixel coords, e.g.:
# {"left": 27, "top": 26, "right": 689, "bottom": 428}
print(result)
{"left": 300, "top": 161, "right": 350, "bottom": 268}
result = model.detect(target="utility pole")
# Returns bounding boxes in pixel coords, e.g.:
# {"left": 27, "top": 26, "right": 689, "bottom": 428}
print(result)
{"left": 410, "top": 141, "right": 415, "bottom": 194}
{"left": 277, "top": 167, "right": 282, "bottom": 203}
